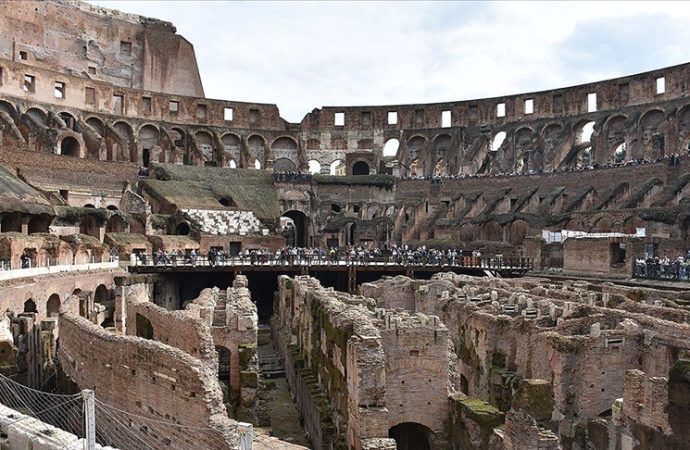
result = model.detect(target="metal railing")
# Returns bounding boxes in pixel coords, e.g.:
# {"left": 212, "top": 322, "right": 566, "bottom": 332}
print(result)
{"left": 633, "top": 261, "right": 690, "bottom": 281}
{"left": 0, "top": 259, "right": 120, "bottom": 281}
{"left": 131, "top": 254, "right": 533, "bottom": 271}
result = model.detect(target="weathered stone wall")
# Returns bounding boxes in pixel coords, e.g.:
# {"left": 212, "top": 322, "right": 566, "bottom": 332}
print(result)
{"left": 58, "top": 297, "right": 242, "bottom": 450}
{"left": 0, "top": 1, "right": 204, "bottom": 97}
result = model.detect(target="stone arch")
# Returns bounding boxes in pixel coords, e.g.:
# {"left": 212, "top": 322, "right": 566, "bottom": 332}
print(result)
{"left": 491, "top": 131, "right": 507, "bottom": 151}
{"left": 383, "top": 138, "right": 400, "bottom": 158}
{"left": 194, "top": 130, "right": 216, "bottom": 164}
{"left": 28, "top": 214, "right": 51, "bottom": 234}
{"left": 247, "top": 134, "right": 266, "bottom": 168}
{"left": 604, "top": 115, "right": 627, "bottom": 162}
{"left": 508, "top": 219, "right": 528, "bottom": 245}
{"left": 113, "top": 121, "right": 134, "bottom": 162}
{"left": 329, "top": 159, "right": 345, "bottom": 176}
{"left": 175, "top": 222, "right": 191, "bottom": 236}
{"left": 430, "top": 134, "right": 451, "bottom": 175}
{"left": 1, "top": 212, "right": 22, "bottom": 232}
{"left": 515, "top": 127, "right": 536, "bottom": 172}
{"left": 46, "top": 294, "right": 60, "bottom": 317}
{"left": 59, "top": 135, "right": 81, "bottom": 157}
{"left": 388, "top": 422, "right": 433, "bottom": 450}
{"left": 272, "top": 136, "right": 299, "bottom": 168}
{"left": 639, "top": 109, "right": 665, "bottom": 159}
{"left": 307, "top": 159, "right": 321, "bottom": 174}
{"left": 79, "top": 215, "right": 100, "bottom": 238}
{"left": 25, "top": 107, "right": 48, "bottom": 126}
{"left": 406, "top": 136, "right": 426, "bottom": 162}
{"left": 221, "top": 132, "right": 241, "bottom": 167}
{"left": 274, "top": 157, "right": 297, "bottom": 172}
{"left": 23, "top": 298, "right": 37, "bottom": 314}
{"left": 575, "top": 120, "right": 596, "bottom": 144}
{"left": 591, "top": 216, "right": 611, "bottom": 233}
{"left": 94, "top": 284, "right": 108, "bottom": 304}
{"left": 58, "top": 111, "right": 77, "bottom": 130}
{"left": 105, "top": 214, "right": 125, "bottom": 233}
{"left": 282, "top": 210, "right": 309, "bottom": 247}
{"left": 482, "top": 220, "right": 503, "bottom": 241}
{"left": 85, "top": 116, "right": 105, "bottom": 137}
{"left": 139, "top": 124, "right": 160, "bottom": 166}
{"left": 459, "top": 223, "right": 477, "bottom": 241}
{"left": 0, "top": 100, "right": 17, "bottom": 121}
{"left": 135, "top": 313, "right": 153, "bottom": 339}
{"left": 352, "top": 160, "right": 370, "bottom": 175}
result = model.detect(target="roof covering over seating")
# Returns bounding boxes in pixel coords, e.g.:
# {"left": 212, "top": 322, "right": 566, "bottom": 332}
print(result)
{"left": 0, "top": 165, "right": 53, "bottom": 215}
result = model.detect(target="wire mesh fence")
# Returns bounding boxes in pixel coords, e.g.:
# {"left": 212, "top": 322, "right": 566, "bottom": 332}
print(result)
{"left": 0, "top": 373, "right": 252, "bottom": 450}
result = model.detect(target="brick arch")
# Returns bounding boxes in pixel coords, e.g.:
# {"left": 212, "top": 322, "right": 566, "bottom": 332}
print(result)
{"left": 639, "top": 109, "right": 666, "bottom": 160}
{"left": 0, "top": 100, "right": 17, "bottom": 121}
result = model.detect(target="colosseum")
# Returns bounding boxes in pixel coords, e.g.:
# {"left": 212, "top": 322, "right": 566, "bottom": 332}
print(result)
{"left": 0, "top": 1, "right": 688, "bottom": 449}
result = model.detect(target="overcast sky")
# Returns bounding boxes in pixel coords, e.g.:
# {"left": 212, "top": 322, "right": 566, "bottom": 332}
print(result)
{"left": 91, "top": 1, "right": 690, "bottom": 123}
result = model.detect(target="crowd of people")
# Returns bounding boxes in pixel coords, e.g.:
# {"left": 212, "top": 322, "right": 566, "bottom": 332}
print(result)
{"left": 272, "top": 171, "right": 313, "bottom": 183}
{"left": 401, "top": 153, "right": 685, "bottom": 182}
{"left": 140, "top": 245, "right": 488, "bottom": 267}
{"left": 635, "top": 251, "right": 690, "bottom": 281}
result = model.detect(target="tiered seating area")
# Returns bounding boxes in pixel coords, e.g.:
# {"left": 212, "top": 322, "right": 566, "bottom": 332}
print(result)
{"left": 183, "top": 209, "right": 265, "bottom": 236}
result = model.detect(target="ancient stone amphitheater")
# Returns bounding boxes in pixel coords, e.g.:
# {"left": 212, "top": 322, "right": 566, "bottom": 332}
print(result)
{"left": 0, "top": 2, "right": 688, "bottom": 450}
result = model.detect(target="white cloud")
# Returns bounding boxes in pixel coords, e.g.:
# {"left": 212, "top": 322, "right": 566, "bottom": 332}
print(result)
{"left": 91, "top": 1, "right": 690, "bottom": 122}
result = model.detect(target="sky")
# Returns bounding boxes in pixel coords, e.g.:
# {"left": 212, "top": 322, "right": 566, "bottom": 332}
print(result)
{"left": 91, "top": 1, "right": 690, "bottom": 123}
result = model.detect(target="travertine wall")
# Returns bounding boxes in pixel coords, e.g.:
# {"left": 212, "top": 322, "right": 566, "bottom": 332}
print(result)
{"left": 0, "top": 1, "right": 204, "bottom": 97}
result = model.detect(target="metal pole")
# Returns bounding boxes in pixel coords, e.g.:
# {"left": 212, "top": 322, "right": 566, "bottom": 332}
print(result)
{"left": 83, "top": 389, "right": 96, "bottom": 450}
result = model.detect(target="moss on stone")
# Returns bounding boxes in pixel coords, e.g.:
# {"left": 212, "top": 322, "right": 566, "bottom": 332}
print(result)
{"left": 452, "top": 394, "right": 505, "bottom": 428}
{"left": 238, "top": 343, "right": 257, "bottom": 368}
{"left": 240, "top": 371, "right": 258, "bottom": 388}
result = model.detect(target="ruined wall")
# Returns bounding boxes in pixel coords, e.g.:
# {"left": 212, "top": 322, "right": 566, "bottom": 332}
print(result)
{"left": 0, "top": 1, "right": 204, "bottom": 97}
{"left": 58, "top": 299, "right": 242, "bottom": 450}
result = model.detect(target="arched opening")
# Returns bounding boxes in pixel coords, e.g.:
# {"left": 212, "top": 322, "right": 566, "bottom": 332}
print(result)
{"left": 58, "top": 112, "right": 77, "bottom": 130}
{"left": 1, "top": 212, "right": 22, "bottom": 232}
{"left": 330, "top": 159, "right": 345, "bottom": 176}
{"left": 274, "top": 157, "right": 297, "bottom": 172}
{"left": 228, "top": 159, "right": 237, "bottom": 169}
{"left": 94, "top": 284, "right": 108, "bottom": 304}
{"left": 195, "top": 131, "right": 216, "bottom": 164}
{"left": 135, "top": 313, "right": 153, "bottom": 340}
{"left": 0, "top": 101, "right": 17, "bottom": 121}
{"left": 352, "top": 161, "right": 370, "bottom": 175}
{"left": 254, "top": 159, "right": 261, "bottom": 170}
{"left": 218, "top": 196, "right": 236, "bottom": 207}
{"left": 139, "top": 125, "right": 159, "bottom": 166}
{"left": 113, "top": 121, "right": 134, "bottom": 162}
{"left": 388, "top": 422, "right": 433, "bottom": 450}
{"left": 307, "top": 159, "right": 321, "bottom": 174}
{"left": 46, "top": 294, "right": 60, "bottom": 317}
{"left": 23, "top": 299, "right": 37, "bottom": 314}
{"left": 577, "top": 121, "right": 596, "bottom": 143}
{"left": 247, "top": 135, "right": 265, "bottom": 168}
{"left": 105, "top": 215, "right": 125, "bottom": 233}
{"left": 482, "top": 220, "right": 503, "bottom": 242}
{"left": 86, "top": 117, "right": 105, "bottom": 137}
{"left": 79, "top": 215, "right": 100, "bottom": 238}
{"left": 281, "top": 210, "right": 308, "bottom": 247}
{"left": 60, "top": 136, "right": 80, "bottom": 157}
{"left": 28, "top": 214, "right": 51, "bottom": 234}
{"left": 176, "top": 222, "right": 191, "bottom": 236}
{"left": 26, "top": 108, "right": 47, "bottom": 126}
{"left": 106, "top": 205, "right": 118, "bottom": 211}
{"left": 490, "top": 131, "right": 507, "bottom": 151}
{"left": 83, "top": 204, "right": 95, "bottom": 208}
{"left": 216, "top": 346, "right": 231, "bottom": 386}
{"left": 614, "top": 143, "right": 627, "bottom": 163}
{"left": 383, "top": 138, "right": 400, "bottom": 158}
